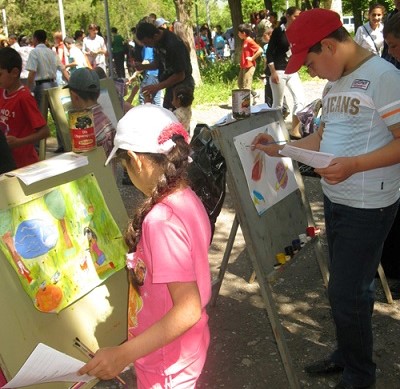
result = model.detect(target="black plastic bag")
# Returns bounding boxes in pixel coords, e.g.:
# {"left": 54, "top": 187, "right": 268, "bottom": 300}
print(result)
{"left": 295, "top": 99, "right": 322, "bottom": 178}
{"left": 296, "top": 98, "right": 322, "bottom": 137}
{"left": 188, "top": 124, "right": 227, "bottom": 239}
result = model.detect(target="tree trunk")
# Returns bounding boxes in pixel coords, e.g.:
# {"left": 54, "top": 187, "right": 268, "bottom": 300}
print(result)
{"left": 264, "top": 0, "right": 273, "bottom": 12}
{"left": 228, "top": 0, "right": 244, "bottom": 63}
{"left": 351, "top": 2, "right": 363, "bottom": 31}
{"left": 173, "top": 0, "right": 202, "bottom": 86}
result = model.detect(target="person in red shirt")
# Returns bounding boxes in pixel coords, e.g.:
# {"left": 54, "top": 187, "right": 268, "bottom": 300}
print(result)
{"left": 0, "top": 47, "right": 49, "bottom": 168}
{"left": 238, "top": 23, "right": 263, "bottom": 105}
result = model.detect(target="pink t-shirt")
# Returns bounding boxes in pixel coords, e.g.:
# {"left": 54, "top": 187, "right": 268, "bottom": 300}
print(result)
{"left": 127, "top": 187, "right": 211, "bottom": 375}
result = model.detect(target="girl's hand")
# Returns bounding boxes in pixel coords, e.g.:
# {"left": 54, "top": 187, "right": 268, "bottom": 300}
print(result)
{"left": 78, "top": 346, "right": 127, "bottom": 381}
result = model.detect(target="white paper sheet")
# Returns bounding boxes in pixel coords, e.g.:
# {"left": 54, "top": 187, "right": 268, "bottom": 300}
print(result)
{"left": 233, "top": 124, "right": 298, "bottom": 215}
{"left": 279, "top": 144, "right": 335, "bottom": 168}
{"left": 2, "top": 343, "right": 94, "bottom": 388}
{"left": 6, "top": 153, "right": 89, "bottom": 185}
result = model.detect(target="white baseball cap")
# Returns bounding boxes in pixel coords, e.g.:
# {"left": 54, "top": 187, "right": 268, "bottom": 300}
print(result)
{"left": 104, "top": 104, "right": 189, "bottom": 166}
{"left": 155, "top": 18, "right": 169, "bottom": 28}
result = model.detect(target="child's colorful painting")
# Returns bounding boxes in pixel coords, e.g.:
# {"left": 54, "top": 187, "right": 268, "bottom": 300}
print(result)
{"left": 233, "top": 125, "right": 298, "bottom": 215}
{"left": 0, "top": 174, "right": 127, "bottom": 313}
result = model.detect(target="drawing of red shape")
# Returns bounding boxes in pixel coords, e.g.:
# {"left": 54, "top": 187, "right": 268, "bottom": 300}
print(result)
{"left": 252, "top": 154, "right": 264, "bottom": 181}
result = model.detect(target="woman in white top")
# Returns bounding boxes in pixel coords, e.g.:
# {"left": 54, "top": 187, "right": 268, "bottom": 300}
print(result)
{"left": 82, "top": 24, "right": 107, "bottom": 71}
{"left": 354, "top": 4, "right": 385, "bottom": 56}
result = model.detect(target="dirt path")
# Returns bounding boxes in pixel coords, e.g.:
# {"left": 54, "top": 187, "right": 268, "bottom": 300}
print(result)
{"left": 197, "top": 176, "right": 400, "bottom": 389}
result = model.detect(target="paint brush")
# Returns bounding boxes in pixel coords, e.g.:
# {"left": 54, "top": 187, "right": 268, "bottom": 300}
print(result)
{"left": 245, "top": 140, "right": 287, "bottom": 147}
{"left": 73, "top": 337, "right": 126, "bottom": 387}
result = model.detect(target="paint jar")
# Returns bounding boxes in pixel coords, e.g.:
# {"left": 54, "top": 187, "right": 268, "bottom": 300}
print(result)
{"left": 306, "top": 226, "right": 316, "bottom": 237}
{"left": 299, "top": 233, "right": 308, "bottom": 247}
{"left": 232, "top": 89, "right": 251, "bottom": 119}
{"left": 292, "top": 239, "right": 301, "bottom": 252}
{"left": 284, "top": 245, "right": 294, "bottom": 257}
{"left": 69, "top": 108, "right": 96, "bottom": 152}
{"left": 276, "top": 252, "right": 286, "bottom": 264}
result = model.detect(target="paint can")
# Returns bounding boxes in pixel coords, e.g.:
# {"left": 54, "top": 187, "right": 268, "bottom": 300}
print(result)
{"left": 69, "top": 108, "right": 96, "bottom": 152}
{"left": 299, "top": 233, "right": 308, "bottom": 247}
{"left": 306, "top": 226, "right": 316, "bottom": 237}
{"left": 292, "top": 239, "right": 301, "bottom": 252}
{"left": 284, "top": 245, "right": 294, "bottom": 257}
{"left": 232, "top": 89, "right": 251, "bottom": 119}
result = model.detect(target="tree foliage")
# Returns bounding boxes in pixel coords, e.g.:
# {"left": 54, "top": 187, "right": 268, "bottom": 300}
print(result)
{"left": 1, "top": 0, "right": 394, "bottom": 45}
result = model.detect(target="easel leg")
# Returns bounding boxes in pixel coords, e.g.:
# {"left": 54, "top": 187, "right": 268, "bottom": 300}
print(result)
{"left": 377, "top": 263, "right": 393, "bottom": 304}
{"left": 210, "top": 216, "right": 239, "bottom": 307}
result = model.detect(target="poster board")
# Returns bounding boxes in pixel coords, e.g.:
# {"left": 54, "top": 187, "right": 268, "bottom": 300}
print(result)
{"left": 0, "top": 148, "right": 129, "bottom": 389}
{"left": 46, "top": 78, "right": 124, "bottom": 152}
{"left": 212, "top": 111, "right": 317, "bottom": 275}
{"left": 211, "top": 111, "right": 328, "bottom": 388}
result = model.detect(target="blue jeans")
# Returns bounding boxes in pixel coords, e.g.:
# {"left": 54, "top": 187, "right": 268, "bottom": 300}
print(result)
{"left": 324, "top": 196, "right": 399, "bottom": 387}
{"left": 139, "top": 73, "right": 161, "bottom": 106}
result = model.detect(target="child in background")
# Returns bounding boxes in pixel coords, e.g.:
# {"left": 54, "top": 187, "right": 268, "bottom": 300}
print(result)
{"left": 79, "top": 104, "right": 212, "bottom": 388}
{"left": 63, "top": 67, "right": 115, "bottom": 157}
{"left": 237, "top": 23, "right": 263, "bottom": 105}
{"left": 228, "top": 33, "right": 235, "bottom": 59}
{"left": 64, "top": 37, "right": 88, "bottom": 74}
{"left": 172, "top": 84, "right": 194, "bottom": 134}
{"left": 0, "top": 47, "right": 49, "bottom": 168}
{"left": 261, "top": 28, "right": 273, "bottom": 106}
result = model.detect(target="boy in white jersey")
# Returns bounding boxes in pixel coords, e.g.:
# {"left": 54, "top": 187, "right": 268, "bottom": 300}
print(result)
{"left": 252, "top": 9, "right": 400, "bottom": 389}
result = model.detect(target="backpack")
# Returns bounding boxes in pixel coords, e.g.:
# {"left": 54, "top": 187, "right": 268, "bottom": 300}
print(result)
{"left": 188, "top": 124, "right": 227, "bottom": 239}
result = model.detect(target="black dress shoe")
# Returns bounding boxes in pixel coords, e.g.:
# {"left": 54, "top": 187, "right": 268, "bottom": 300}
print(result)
{"left": 334, "top": 379, "right": 375, "bottom": 388}
{"left": 304, "top": 358, "right": 344, "bottom": 375}
{"left": 54, "top": 146, "right": 65, "bottom": 153}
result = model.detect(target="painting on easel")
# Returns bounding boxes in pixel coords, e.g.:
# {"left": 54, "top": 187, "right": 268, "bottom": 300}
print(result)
{"left": 233, "top": 124, "right": 298, "bottom": 215}
{"left": 0, "top": 174, "right": 127, "bottom": 313}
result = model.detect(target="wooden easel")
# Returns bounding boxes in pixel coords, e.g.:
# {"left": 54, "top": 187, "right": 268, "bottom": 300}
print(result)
{"left": 209, "top": 110, "right": 328, "bottom": 388}
{"left": 0, "top": 148, "right": 129, "bottom": 389}
{"left": 209, "top": 110, "right": 394, "bottom": 387}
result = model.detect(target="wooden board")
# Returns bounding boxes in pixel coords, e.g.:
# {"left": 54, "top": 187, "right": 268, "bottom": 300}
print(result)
{"left": 0, "top": 148, "right": 129, "bottom": 389}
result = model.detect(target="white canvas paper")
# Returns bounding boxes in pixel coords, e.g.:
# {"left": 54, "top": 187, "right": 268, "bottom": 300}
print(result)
{"left": 234, "top": 124, "right": 298, "bottom": 215}
{"left": 2, "top": 343, "right": 94, "bottom": 388}
{"left": 279, "top": 145, "right": 334, "bottom": 168}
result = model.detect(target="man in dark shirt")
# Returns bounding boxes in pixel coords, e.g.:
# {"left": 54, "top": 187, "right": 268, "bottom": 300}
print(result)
{"left": 135, "top": 22, "right": 194, "bottom": 109}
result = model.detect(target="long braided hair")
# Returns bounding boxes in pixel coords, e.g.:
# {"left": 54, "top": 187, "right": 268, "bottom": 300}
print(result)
{"left": 121, "top": 134, "right": 191, "bottom": 291}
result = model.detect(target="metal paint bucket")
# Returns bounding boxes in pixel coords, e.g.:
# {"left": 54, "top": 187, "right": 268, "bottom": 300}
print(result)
{"left": 232, "top": 89, "right": 251, "bottom": 119}
{"left": 68, "top": 108, "right": 96, "bottom": 152}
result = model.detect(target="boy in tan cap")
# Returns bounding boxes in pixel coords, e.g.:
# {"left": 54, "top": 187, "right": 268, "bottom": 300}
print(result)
{"left": 252, "top": 8, "right": 400, "bottom": 389}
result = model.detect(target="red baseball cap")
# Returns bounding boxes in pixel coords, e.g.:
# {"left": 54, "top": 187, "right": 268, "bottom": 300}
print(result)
{"left": 285, "top": 9, "right": 343, "bottom": 74}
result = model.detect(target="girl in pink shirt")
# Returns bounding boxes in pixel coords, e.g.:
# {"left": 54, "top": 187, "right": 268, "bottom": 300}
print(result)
{"left": 79, "top": 105, "right": 212, "bottom": 388}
